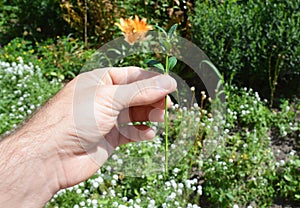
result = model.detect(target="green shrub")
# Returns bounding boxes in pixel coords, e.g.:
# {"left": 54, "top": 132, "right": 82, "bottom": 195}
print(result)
{"left": 0, "top": 36, "right": 95, "bottom": 80}
{"left": 0, "top": 0, "right": 72, "bottom": 44}
{"left": 0, "top": 1, "right": 18, "bottom": 45}
{"left": 0, "top": 58, "right": 62, "bottom": 135}
{"left": 191, "top": 0, "right": 300, "bottom": 104}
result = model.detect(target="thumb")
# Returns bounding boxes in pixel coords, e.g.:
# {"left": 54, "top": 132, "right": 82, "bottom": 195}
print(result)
{"left": 113, "top": 74, "right": 177, "bottom": 110}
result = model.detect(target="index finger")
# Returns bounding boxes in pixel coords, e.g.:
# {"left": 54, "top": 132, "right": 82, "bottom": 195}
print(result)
{"left": 108, "top": 67, "right": 160, "bottom": 85}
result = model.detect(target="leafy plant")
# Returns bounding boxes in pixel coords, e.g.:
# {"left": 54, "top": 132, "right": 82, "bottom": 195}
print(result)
{"left": 0, "top": 36, "right": 94, "bottom": 81}
{"left": 0, "top": 0, "right": 71, "bottom": 44}
{"left": 146, "top": 24, "right": 178, "bottom": 176}
{"left": 191, "top": 0, "right": 300, "bottom": 105}
{"left": 0, "top": 58, "right": 62, "bottom": 135}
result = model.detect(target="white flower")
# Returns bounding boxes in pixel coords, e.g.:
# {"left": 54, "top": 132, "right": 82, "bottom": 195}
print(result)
{"left": 92, "top": 199, "right": 98, "bottom": 205}
{"left": 178, "top": 183, "right": 184, "bottom": 189}
{"left": 117, "top": 159, "right": 123, "bottom": 164}
{"left": 170, "top": 179, "right": 177, "bottom": 189}
{"left": 110, "top": 189, "right": 116, "bottom": 197}
{"left": 112, "top": 154, "right": 118, "bottom": 160}
{"left": 173, "top": 168, "right": 180, "bottom": 174}
{"left": 233, "top": 204, "right": 239, "bottom": 208}
{"left": 197, "top": 185, "right": 202, "bottom": 195}
{"left": 166, "top": 192, "right": 176, "bottom": 201}
{"left": 140, "top": 188, "right": 147, "bottom": 195}
{"left": 290, "top": 150, "right": 296, "bottom": 156}
{"left": 177, "top": 188, "right": 183, "bottom": 195}
{"left": 111, "top": 179, "right": 117, "bottom": 186}
{"left": 96, "top": 176, "right": 104, "bottom": 184}
{"left": 165, "top": 181, "right": 171, "bottom": 187}
{"left": 93, "top": 181, "right": 99, "bottom": 188}
{"left": 113, "top": 174, "right": 119, "bottom": 180}
{"left": 148, "top": 199, "right": 156, "bottom": 206}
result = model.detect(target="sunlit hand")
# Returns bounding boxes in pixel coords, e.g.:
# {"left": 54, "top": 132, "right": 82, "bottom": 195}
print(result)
{"left": 0, "top": 67, "right": 176, "bottom": 207}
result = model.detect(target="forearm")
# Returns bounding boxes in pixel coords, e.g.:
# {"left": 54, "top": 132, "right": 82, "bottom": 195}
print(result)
{"left": 0, "top": 133, "right": 57, "bottom": 207}
{"left": 0, "top": 101, "right": 66, "bottom": 207}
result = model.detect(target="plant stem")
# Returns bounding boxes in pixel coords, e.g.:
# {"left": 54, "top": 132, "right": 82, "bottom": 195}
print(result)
{"left": 164, "top": 56, "right": 169, "bottom": 177}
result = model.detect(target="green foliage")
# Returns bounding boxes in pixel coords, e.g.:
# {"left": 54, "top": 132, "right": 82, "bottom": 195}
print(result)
{"left": 43, "top": 85, "right": 299, "bottom": 207}
{"left": 191, "top": 0, "right": 300, "bottom": 104}
{"left": 0, "top": 57, "right": 299, "bottom": 206}
{"left": 201, "top": 85, "right": 277, "bottom": 207}
{"left": 0, "top": 0, "right": 71, "bottom": 44}
{"left": 271, "top": 100, "right": 300, "bottom": 138}
{"left": 277, "top": 156, "right": 300, "bottom": 201}
{"left": 0, "top": 36, "right": 94, "bottom": 80}
{"left": 225, "top": 86, "right": 270, "bottom": 129}
{"left": 0, "top": 1, "right": 18, "bottom": 45}
{"left": 0, "top": 58, "right": 62, "bottom": 135}
{"left": 0, "top": 1, "right": 299, "bottom": 206}
{"left": 60, "top": 0, "right": 125, "bottom": 47}
{"left": 59, "top": 0, "right": 193, "bottom": 47}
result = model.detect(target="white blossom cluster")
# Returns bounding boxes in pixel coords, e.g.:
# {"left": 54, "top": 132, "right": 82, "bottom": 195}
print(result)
{"left": 0, "top": 57, "right": 61, "bottom": 135}
{"left": 49, "top": 167, "right": 203, "bottom": 208}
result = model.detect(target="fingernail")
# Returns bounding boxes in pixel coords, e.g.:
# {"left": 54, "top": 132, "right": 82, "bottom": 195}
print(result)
{"left": 156, "top": 75, "right": 177, "bottom": 91}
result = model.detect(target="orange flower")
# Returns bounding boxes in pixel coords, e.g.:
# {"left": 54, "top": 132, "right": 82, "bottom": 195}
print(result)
{"left": 115, "top": 15, "right": 153, "bottom": 45}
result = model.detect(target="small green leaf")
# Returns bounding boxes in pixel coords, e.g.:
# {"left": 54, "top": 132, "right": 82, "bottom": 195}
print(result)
{"left": 145, "top": 59, "right": 165, "bottom": 71}
{"left": 153, "top": 63, "right": 165, "bottom": 71}
{"left": 225, "top": 193, "right": 234, "bottom": 200}
{"left": 168, "top": 56, "right": 177, "bottom": 71}
{"left": 134, "top": 189, "right": 140, "bottom": 197}
{"left": 145, "top": 59, "right": 159, "bottom": 65}
{"left": 284, "top": 174, "right": 293, "bottom": 182}
{"left": 294, "top": 159, "right": 300, "bottom": 167}
{"left": 49, "top": 71, "right": 57, "bottom": 76}
{"left": 168, "top": 24, "right": 178, "bottom": 38}
{"left": 155, "top": 25, "right": 168, "bottom": 37}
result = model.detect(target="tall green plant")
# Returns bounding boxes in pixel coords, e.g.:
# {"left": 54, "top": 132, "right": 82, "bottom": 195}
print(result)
{"left": 146, "top": 24, "right": 178, "bottom": 177}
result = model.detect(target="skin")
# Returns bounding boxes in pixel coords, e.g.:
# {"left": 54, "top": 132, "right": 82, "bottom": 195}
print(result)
{"left": 0, "top": 67, "right": 177, "bottom": 207}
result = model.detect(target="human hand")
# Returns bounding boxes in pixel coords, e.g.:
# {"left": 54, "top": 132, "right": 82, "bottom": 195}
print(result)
{"left": 0, "top": 67, "right": 176, "bottom": 207}
{"left": 52, "top": 67, "right": 176, "bottom": 189}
